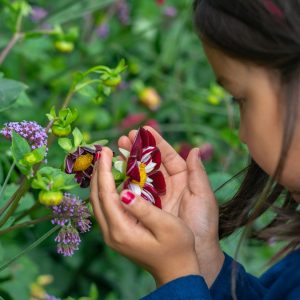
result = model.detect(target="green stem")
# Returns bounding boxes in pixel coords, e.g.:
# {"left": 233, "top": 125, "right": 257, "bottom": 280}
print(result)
{"left": 61, "top": 86, "right": 76, "bottom": 109}
{"left": 0, "top": 215, "right": 53, "bottom": 236}
{"left": 0, "top": 11, "right": 23, "bottom": 65}
{"left": 0, "top": 225, "right": 59, "bottom": 273}
{"left": 0, "top": 161, "right": 16, "bottom": 201}
{"left": 74, "top": 79, "right": 102, "bottom": 92}
{"left": 0, "top": 32, "right": 24, "bottom": 65}
{"left": 0, "top": 179, "right": 30, "bottom": 227}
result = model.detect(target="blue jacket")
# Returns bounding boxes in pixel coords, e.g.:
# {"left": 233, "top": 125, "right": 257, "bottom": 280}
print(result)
{"left": 141, "top": 249, "right": 300, "bottom": 299}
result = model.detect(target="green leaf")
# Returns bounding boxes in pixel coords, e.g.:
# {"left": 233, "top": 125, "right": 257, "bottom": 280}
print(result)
{"left": 65, "top": 108, "right": 78, "bottom": 125}
{"left": 115, "top": 59, "right": 127, "bottom": 73}
{"left": 11, "top": 132, "right": 31, "bottom": 175}
{"left": 208, "top": 172, "right": 240, "bottom": 204}
{"left": 77, "top": 84, "right": 97, "bottom": 98}
{"left": 0, "top": 78, "right": 27, "bottom": 112}
{"left": 19, "top": 147, "right": 46, "bottom": 167}
{"left": 58, "top": 138, "right": 73, "bottom": 152}
{"left": 45, "top": 0, "right": 115, "bottom": 25}
{"left": 72, "top": 128, "right": 83, "bottom": 148}
{"left": 89, "top": 139, "right": 109, "bottom": 147}
{"left": 46, "top": 106, "right": 57, "bottom": 121}
{"left": 89, "top": 283, "right": 99, "bottom": 300}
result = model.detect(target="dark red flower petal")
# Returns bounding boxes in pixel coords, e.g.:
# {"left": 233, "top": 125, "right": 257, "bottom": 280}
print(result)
{"left": 148, "top": 171, "right": 166, "bottom": 195}
{"left": 126, "top": 158, "right": 140, "bottom": 182}
{"left": 147, "top": 148, "right": 161, "bottom": 172}
{"left": 142, "top": 184, "right": 162, "bottom": 208}
{"left": 140, "top": 127, "right": 156, "bottom": 148}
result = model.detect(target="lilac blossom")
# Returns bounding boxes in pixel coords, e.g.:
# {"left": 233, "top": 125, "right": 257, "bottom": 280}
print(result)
{"left": 51, "top": 193, "right": 91, "bottom": 233}
{"left": 30, "top": 6, "right": 48, "bottom": 22}
{"left": 96, "top": 23, "right": 110, "bottom": 39}
{"left": 116, "top": 0, "right": 130, "bottom": 25}
{"left": 1, "top": 121, "right": 48, "bottom": 150}
{"left": 51, "top": 193, "right": 91, "bottom": 256}
{"left": 163, "top": 6, "right": 177, "bottom": 18}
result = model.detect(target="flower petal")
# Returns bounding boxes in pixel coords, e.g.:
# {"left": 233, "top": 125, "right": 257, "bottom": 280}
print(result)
{"left": 145, "top": 161, "right": 157, "bottom": 173}
{"left": 143, "top": 184, "right": 162, "bottom": 208}
{"left": 128, "top": 182, "right": 142, "bottom": 196}
{"left": 119, "top": 148, "right": 130, "bottom": 159}
{"left": 65, "top": 156, "right": 75, "bottom": 173}
{"left": 149, "top": 171, "right": 166, "bottom": 195}
{"left": 130, "top": 128, "right": 143, "bottom": 161}
{"left": 126, "top": 158, "right": 140, "bottom": 181}
{"left": 114, "top": 160, "right": 125, "bottom": 173}
{"left": 140, "top": 127, "right": 156, "bottom": 148}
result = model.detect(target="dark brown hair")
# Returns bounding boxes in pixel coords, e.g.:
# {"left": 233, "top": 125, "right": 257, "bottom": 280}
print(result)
{"left": 193, "top": 0, "right": 300, "bottom": 251}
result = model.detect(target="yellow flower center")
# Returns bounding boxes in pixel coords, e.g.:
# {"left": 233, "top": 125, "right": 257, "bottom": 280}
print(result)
{"left": 73, "top": 153, "right": 94, "bottom": 172}
{"left": 132, "top": 163, "right": 147, "bottom": 188}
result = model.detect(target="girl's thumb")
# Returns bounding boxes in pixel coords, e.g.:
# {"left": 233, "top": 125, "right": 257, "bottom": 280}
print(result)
{"left": 186, "top": 148, "right": 213, "bottom": 196}
{"left": 120, "top": 190, "right": 162, "bottom": 229}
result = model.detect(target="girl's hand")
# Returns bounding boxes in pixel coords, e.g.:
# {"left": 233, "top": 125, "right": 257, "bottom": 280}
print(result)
{"left": 90, "top": 147, "right": 201, "bottom": 287}
{"left": 118, "top": 127, "right": 224, "bottom": 287}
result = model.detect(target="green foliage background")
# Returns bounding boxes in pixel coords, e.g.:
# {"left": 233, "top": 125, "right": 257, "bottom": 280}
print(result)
{"left": 0, "top": 0, "right": 280, "bottom": 299}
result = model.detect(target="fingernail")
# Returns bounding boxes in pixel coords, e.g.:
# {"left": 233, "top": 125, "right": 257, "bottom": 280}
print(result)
{"left": 95, "top": 151, "right": 101, "bottom": 161}
{"left": 121, "top": 190, "right": 135, "bottom": 205}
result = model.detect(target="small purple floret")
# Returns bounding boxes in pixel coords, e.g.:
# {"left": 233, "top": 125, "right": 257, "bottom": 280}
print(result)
{"left": 116, "top": 0, "right": 130, "bottom": 25}
{"left": 96, "top": 23, "right": 110, "bottom": 39}
{"left": 51, "top": 193, "right": 91, "bottom": 257}
{"left": 31, "top": 6, "right": 48, "bottom": 22}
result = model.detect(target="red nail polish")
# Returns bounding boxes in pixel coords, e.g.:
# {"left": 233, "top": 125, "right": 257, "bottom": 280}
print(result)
{"left": 95, "top": 151, "right": 101, "bottom": 161}
{"left": 121, "top": 191, "right": 135, "bottom": 205}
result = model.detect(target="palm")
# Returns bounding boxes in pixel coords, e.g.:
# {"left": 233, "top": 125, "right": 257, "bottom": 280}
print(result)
{"left": 118, "top": 128, "right": 218, "bottom": 239}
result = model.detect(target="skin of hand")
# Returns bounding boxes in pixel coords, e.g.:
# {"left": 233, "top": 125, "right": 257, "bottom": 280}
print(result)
{"left": 118, "top": 126, "right": 225, "bottom": 287}
{"left": 90, "top": 147, "right": 201, "bottom": 287}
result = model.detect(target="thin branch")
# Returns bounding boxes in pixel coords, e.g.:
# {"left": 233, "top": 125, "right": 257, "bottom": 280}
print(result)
{"left": 0, "top": 33, "right": 24, "bottom": 65}
{"left": 0, "top": 215, "right": 53, "bottom": 236}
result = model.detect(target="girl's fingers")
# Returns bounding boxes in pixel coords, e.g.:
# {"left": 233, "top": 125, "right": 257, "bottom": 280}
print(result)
{"left": 96, "top": 147, "right": 125, "bottom": 228}
{"left": 119, "top": 189, "right": 174, "bottom": 239}
{"left": 90, "top": 159, "right": 109, "bottom": 235}
{"left": 118, "top": 135, "right": 132, "bottom": 151}
{"left": 129, "top": 126, "right": 187, "bottom": 176}
{"left": 186, "top": 148, "right": 215, "bottom": 198}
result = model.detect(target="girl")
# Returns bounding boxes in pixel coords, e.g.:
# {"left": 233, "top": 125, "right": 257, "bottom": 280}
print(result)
{"left": 90, "top": 0, "right": 300, "bottom": 299}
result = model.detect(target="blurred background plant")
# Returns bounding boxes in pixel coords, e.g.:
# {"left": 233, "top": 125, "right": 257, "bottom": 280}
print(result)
{"left": 0, "top": 0, "right": 281, "bottom": 299}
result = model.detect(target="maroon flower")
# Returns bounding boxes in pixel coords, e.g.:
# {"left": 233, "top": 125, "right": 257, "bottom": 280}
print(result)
{"left": 199, "top": 143, "right": 214, "bottom": 161}
{"left": 121, "top": 128, "right": 166, "bottom": 208}
{"left": 65, "top": 145, "right": 102, "bottom": 188}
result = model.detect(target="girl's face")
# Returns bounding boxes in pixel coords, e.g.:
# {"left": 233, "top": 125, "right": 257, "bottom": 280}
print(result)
{"left": 203, "top": 43, "right": 300, "bottom": 202}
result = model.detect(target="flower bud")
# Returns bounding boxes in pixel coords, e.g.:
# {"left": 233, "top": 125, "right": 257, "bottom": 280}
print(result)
{"left": 103, "top": 74, "right": 122, "bottom": 87}
{"left": 51, "top": 124, "right": 72, "bottom": 137}
{"left": 54, "top": 41, "right": 74, "bottom": 53}
{"left": 39, "top": 191, "right": 64, "bottom": 206}
{"left": 139, "top": 87, "right": 161, "bottom": 111}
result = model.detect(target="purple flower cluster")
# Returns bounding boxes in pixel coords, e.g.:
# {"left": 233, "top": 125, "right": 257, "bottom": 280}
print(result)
{"left": 1, "top": 121, "right": 48, "bottom": 150}
{"left": 51, "top": 193, "right": 91, "bottom": 256}
{"left": 55, "top": 225, "right": 81, "bottom": 257}
{"left": 116, "top": 0, "right": 130, "bottom": 25}
{"left": 164, "top": 6, "right": 177, "bottom": 18}
{"left": 51, "top": 193, "right": 91, "bottom": 232}
{"left": 30, "top": 6, "right": 48, "bottom": 22}
{"left": 96, "top": 23, "right": 110, "bottom": 39}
